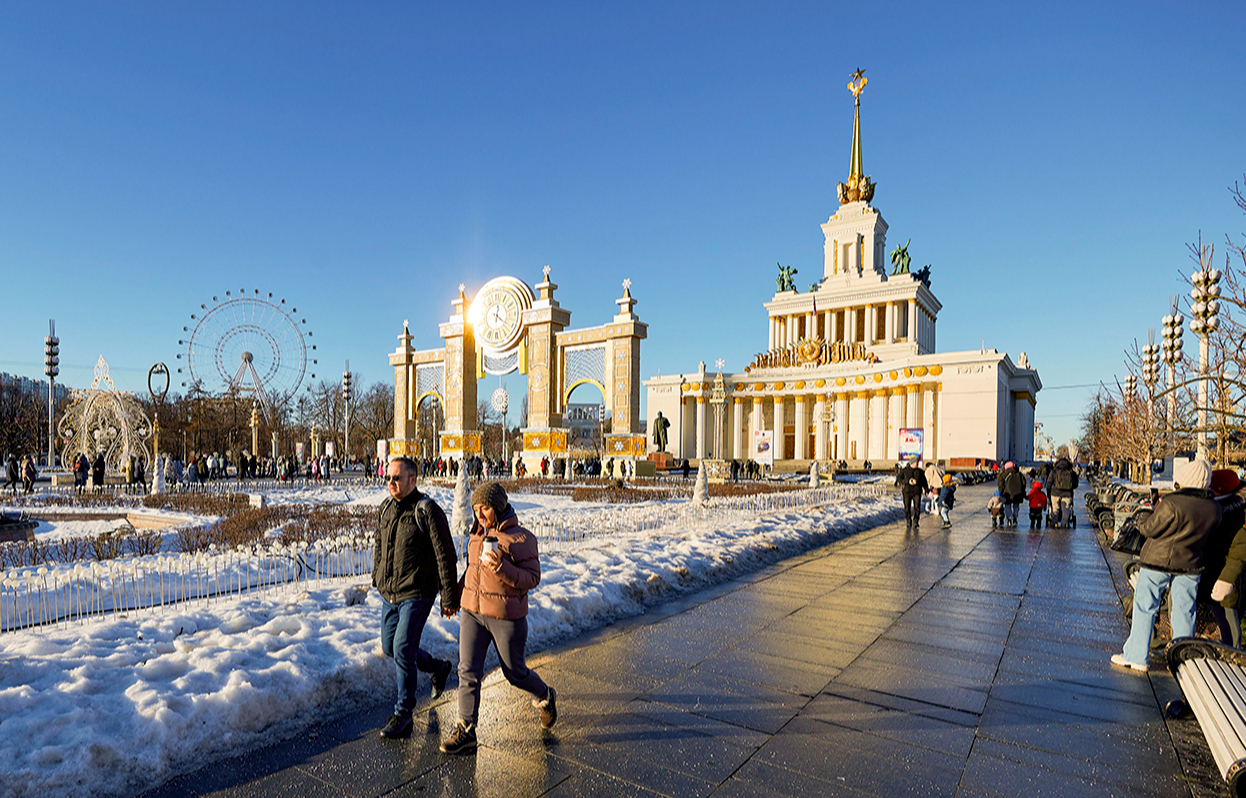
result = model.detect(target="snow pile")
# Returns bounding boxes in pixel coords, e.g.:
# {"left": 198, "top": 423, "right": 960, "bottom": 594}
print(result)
{"left": 0, "top": 485, "right": 899, "bottom": 798}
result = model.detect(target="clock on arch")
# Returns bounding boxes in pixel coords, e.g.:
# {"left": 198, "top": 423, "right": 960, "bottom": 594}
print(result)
{"left": 467, "top": 276, "right": 535, "bottom": 355}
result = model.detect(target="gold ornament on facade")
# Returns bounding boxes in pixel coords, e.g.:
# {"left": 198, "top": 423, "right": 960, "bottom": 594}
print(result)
{"left": 914, "top": 366, "right": 928, "bottom": 377}
{"left": 854, "top": 375, "right": 865, "bottom": 385}
{"left": 929, "top": 365, "right": 943, "bottom": 376}
{"left": 815, "top": 379, "right": 825, "bottom": 388}
{"left": 888, "top": 370, "right": 898, "bottom": 380}
{"left": 745, "top": 338, "right": 877, "bottom": 372}
{"left": 773, "top": 382, "right": 785, "bottom": 390}
{"left": 734, "top": 383, "right": 745, "bottom": 390}
{"left": 873, "top": 373, "right": 883, "bottom": 383}
{"left": 836, "top": 377, "right": 846, "bottom": 386}
{"left": 794, "top": 380, "right": 805, "bottom": 389}
{"left": 754, "top": 382, "right": 765, "bottom": 390}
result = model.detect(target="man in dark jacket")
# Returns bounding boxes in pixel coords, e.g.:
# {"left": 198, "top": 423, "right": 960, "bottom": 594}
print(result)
{"left": 373, "top": 456, "right": 460, "bottom": 738}
{"left": 898, "top": 460, "right": 928, "bottom": 530}
{"left": 997, "top": 461, "right": 1026, "bottom": 528}
{"left": 1047, "top": 457, "right": 1079, "bottom": 527}
{"left": 1113, "top": 458, "right": 1222, "bottom": 672}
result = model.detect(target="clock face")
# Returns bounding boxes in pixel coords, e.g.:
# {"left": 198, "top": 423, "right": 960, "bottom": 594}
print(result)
{"left": 468, "top": 277, "right": 534, "bottom": 356}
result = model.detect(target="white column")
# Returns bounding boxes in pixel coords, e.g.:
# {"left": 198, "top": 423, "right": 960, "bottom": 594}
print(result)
{"left": 773, "top": 396, "right": 786, "bottom": 461}
{"left": 835, "top": 392, "right": 849, "bottom": 460}
{"left": 751, "top": 397, "right": 762, "bottom": 449}
{"left": 908, "top": 300, "right": 918, "bottom": 346}
{"left": 825, "top": 310, "right": 835, "bottom": 341}
{"left": 849, "top": 392, "right": 868, "bottom": 461}
{"left": 847, "top": 307, "right": 857, "bottom": 343}
{"left": 906, "top": 385, "right": 919, "bottom": 429}
{"left": 869, "top": 391, "right": 886, "bottom": 460}
{"left": 887, "top": 390, "right": 902, "bottom": 460}
{"left": 732, "top": 398, "right": 745, "bottom": 459}
{"left": 696, "top": 397, "right": 707, "bottom": 459}
{"left": 794, "top": 396, "right": 808, "bottom": 460}
{"left": 768, "top": 318, "right": 775, "bottom": 350}
{"left": 885, "top": 302, "right": 895, "bottom": 345}
{"left": 865, "top": 305, "right": 876, "bottom": 344}
{"left": 813, "top": 397, "right": 826, "bottom": 460}
{"left": 922, "top": 384, "right": 937, "bottom": 462}
{"left": 787, "top": 316, "right": 797, "bottom": 347}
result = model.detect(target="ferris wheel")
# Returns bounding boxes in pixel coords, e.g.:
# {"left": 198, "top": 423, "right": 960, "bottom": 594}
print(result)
{"left": 177, "top": 289, "right": 317, "bottom": 423}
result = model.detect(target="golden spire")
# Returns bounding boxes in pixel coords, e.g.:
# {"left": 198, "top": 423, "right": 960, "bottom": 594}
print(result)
{"left": 836, "top": 68, "right": 876, "bottom": 205}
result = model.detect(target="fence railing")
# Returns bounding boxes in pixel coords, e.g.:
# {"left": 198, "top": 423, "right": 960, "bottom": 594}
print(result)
{"left": 2, "top": 482, "right": 890, "bottom": 633}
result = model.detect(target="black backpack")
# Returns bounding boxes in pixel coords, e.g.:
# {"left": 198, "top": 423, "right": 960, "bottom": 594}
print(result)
{"left": 1052, "top": 468, "right": 1074, "bottom": 491}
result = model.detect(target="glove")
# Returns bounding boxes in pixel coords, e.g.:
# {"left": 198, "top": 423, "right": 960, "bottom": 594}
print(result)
{"left": 1212, "top": 580, "right": 1234, "bottom": 602}
{"left": 1128, "top": 570, "right": 1139, "bottom": 590}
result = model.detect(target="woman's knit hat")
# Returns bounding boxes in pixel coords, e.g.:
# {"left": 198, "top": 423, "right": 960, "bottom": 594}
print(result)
{"left": 471, "top": 482, "right": 509, "bottom": 514}
{"left": 1210, "top": 469, "right": 1241, "bottom": 496}
{"left": 943, "top": 474, "right": 954, "bottom": 485}
{"left": 1174, "top": 458, "right": 1213, "bottom": 490}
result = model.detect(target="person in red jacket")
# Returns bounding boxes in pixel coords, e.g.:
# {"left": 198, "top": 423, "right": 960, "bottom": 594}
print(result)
{"left": 441, "top": 482, "right": 557, "bottom": 754}
{"left": 1027, "top": 481, "right": 1048, "bottom": 530}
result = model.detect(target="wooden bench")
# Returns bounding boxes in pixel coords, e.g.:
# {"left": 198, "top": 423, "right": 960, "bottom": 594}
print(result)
{"left": 1167, "top": 638, "right": 1246, "bottom": 796}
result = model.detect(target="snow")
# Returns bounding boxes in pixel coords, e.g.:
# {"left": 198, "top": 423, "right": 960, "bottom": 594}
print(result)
{"left": 0, "top": 481, "right": 900, "bottom": 798}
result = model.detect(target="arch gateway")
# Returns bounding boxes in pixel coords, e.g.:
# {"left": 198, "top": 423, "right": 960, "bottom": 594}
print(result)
{"left": 388, "top": 267, "right": 647, "bottom": 470}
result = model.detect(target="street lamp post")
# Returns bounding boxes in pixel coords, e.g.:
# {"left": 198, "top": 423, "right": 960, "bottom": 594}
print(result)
{"left": 1141, "top": 333, "right": 1160, "bottom": 484}
{"left": 1189, "top": 249, "right": 1221, "bottom": 459}
{"left": 1161, "top": 299, "right": 1184, "bottom": 458}
{"left": 342, "top": 361, "right": 353, "bottom": 468}
{"left": 44, "top": 320, "right": 59, "bottom": 468}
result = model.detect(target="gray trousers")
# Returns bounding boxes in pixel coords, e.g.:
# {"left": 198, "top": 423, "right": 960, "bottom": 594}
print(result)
{"left": 458, "top": 609, "right": 548, "bottom": 726}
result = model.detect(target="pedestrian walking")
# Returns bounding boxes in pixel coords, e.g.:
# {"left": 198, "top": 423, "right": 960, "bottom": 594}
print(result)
{"left": 373, "top": 456, "right": 459, "bottom": 739}
{"left": 898, "top": 460, "right": 928, "bottom": 530}
{"left": 1027, "top": 481, "right": 1048, "bottom": 529}
{"left": 938, "top": 474, "right": 956, "bottom": 529}
{"left": 1047, "top": 457, "right": 1079, "bottom": 528}
{"left": 987, "top": 491, "right": 1005, "bottom": 528}
{"left": 440, "top": 482, "right": 557, "bottom": 755}
{"left": 22, "top": 455, "right": 38, "bottom": 494}
{"left": 3, "top": 454, "right": 17, "bottom": 494}
{"left": 997, "top": 461, "right": 1026, "bottom": 528}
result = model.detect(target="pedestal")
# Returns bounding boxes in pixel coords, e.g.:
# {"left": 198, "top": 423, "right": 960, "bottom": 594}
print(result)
{"left": 439, "top": 431, "right": 482, "bottom": 462}
{"left": 521, "top": 428, "right": 570, "bottom": 476}
{"left": 703, "top": 459, "right": 729, "bottom": 484}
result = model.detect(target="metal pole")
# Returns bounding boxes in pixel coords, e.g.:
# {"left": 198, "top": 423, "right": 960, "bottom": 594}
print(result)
{"left": 1198, "top": 332, "right": 1209, "bottom": 459}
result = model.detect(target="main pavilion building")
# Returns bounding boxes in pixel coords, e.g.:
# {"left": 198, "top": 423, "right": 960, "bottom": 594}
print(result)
{"left": 644, "top": 76, "right": 1041, "bottom": 468}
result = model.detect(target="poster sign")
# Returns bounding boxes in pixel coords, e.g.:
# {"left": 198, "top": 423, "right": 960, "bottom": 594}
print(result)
{"left": 898, "top": 428, "right": 924, "bottom": 461}
{"left": 376, "top": 439, "right": 389, "bottom": 463}
{"left": 295, "top": 442, "right": 305, "bottom": 462}
{"left": 325, "top": 441, "right": 335, "bottom": 458}
{"left": 752, "top": 430, "right": 774, "bottom": 467}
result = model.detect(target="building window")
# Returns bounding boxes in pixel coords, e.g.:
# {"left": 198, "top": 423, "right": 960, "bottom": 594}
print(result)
{"left": 897, "top": 304, "right": 909, "bottom": 340}
{"left": 855, "top": 308, "right": 866, "bottom": 342}
{"left": 875, "top": 305, "right": 886, "bottom": 341}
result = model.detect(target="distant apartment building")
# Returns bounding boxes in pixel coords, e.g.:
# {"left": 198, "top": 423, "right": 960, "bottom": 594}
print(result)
{"left": 0, "top": 373, "right": 70, "bottom": 401}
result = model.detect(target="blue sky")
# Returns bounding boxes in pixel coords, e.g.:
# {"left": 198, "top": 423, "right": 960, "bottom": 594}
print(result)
{"left": 2, "top": 1, "right": 1243, "bottom": 448}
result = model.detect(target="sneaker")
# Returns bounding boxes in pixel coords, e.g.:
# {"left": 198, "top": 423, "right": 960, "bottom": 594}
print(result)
{"left": 1110, "top": 654, "right": 1148, "bottom": 673}
{"left": 431, "top": 659, "right": 452, "bottom": 699}
{"left": 440, "top": 720, "right": 477, "bottom": 754}
{"left": 534, "top": 686, "right": 557, "bottom": 728}
{"left": 380, "top": 712, "right": 413, "bottom": 739}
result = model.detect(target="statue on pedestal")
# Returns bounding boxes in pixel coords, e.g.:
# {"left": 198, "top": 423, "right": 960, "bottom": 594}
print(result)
{"left": 775, "top": 263, "right": 798, "bottom": 292}
{"left": 652, "top": 411, "right": 671, "bottom": 452}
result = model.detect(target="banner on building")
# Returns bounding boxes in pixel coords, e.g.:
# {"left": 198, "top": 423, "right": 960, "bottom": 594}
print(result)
{"left": 898, "top": 428, "right": 924, "bottom": 461}
{"left": 325, "top": 441, "right": 335, "bottom": 458}
{"left": 752, "top": 430, "right": 775, "bottom": 467}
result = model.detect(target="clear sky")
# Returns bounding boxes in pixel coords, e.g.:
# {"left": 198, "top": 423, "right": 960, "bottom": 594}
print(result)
{"left": 2, "top": 1, "right": 1243, "bottom": 449}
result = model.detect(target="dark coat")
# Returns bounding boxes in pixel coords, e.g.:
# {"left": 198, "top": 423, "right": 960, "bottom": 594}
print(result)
{"left": 1200, "top": 489, "right": 1246, "bottom": 605}
{"left": 5, "top": 456, "right": 17, "bottom": 483}
{"left": 998, "top": 467, "right": 1026, "bottom": 503}
{"left": 898, "top": 464, "right": 928, "bottom": 497}
{"left": 1137, "top": 488, "right": 1223, "bottom": 575}
{"left": 372, "top": 490, "right": 460, "bottom": 609}
{"left": 1048, "top": 458, "right": 1078, "bottom": 498}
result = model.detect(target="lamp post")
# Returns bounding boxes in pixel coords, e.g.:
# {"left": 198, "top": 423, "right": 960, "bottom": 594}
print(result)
{"left": 342, "top": 361, "right": 353, "bottom": 468}
{"left": 1161, "top": 300, "right": 1183, "bottom": 457}
{"left": 1189, "top": 249, "right": 1220, "bottom": 459}
{"left": 44, "top": 320, "right": 59, "bottom": 468}
{"left": 1141, "top": 334, "right": 1160, "bottom": 483}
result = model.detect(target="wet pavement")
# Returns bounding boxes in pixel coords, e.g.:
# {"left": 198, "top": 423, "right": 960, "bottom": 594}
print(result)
{"left": 143, "top": 484, "right": 1220, "bottom": 798}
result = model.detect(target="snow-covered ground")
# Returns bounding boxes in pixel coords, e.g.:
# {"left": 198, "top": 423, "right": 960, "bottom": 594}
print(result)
{"left": 0, "top": 482, "right": 900, "bottom": 798}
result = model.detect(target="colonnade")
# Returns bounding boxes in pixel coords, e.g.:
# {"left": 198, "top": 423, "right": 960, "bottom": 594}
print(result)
{"left": 678, "top": 383, "right": 940, "bottom": 463}
{"left": 767, "top": 299, "right": 928, "bottom": 351}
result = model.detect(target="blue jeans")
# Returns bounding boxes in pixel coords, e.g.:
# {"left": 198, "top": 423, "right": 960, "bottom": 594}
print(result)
{"left": 380, "top": 595, "right": 439, "bottom": 714}
{"left": 1121, "top": 568, "right": 1199, "bottom": 667}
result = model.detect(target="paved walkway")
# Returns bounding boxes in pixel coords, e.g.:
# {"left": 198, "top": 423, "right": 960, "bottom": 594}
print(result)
{"left": 144, "top": 485, "right": 1219, "bottom": 798}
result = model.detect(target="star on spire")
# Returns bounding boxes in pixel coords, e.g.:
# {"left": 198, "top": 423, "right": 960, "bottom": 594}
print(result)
{"left": 543, "top": 265, "right": 551, "bottom": 279}
{"left": 716, "top": 359, "right": 725, "bottom": 370}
